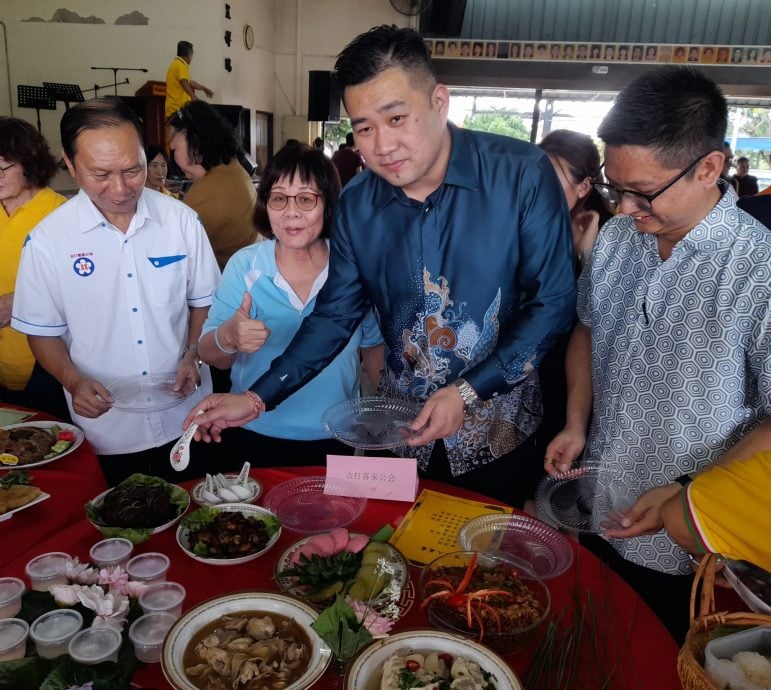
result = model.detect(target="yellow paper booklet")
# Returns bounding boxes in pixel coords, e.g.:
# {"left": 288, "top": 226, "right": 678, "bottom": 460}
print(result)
{"left": 389, "top": 488, "right": 513, "bottom": 566}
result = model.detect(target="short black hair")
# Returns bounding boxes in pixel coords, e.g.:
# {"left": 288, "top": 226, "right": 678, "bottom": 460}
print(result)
{"left": 60, "top": 98, "right": 144, "bottom": 162}
{"left": 144, "top": 144, "right": 168, "bottom": 165}
{"left": 345, "top": 132, "right": 354, "bottom": 147}
{"left": 254, "top": 144, "right": 341, "bottom": 240}
{"left": 177, "top": 40, "right": 193, "bottom": 57}
{"left": 598, "top": 66, "right": 727, "bottom": 169}
{"left": 539, "top": 129, "right": 601, "bottom": 182}
{"left": 167, "top": 101, "right": 241, "bottom": 170}
{"left": 736, "top": 156, "right": 749, "bottom": 164}
{"left": 0, "top": 117, "right": 58, "bottom": 188}
{"left": 333, "top": 25, "right": 435, "bottom": 96}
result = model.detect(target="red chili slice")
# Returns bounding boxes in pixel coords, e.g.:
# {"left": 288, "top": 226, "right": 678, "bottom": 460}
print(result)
{"left": 405, "top": 660, "right": 420, "bottom": 672}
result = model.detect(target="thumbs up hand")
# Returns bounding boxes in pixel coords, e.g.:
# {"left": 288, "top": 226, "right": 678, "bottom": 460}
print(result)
{"left": 219, "top": 292, "right": 271, "bottom": 354}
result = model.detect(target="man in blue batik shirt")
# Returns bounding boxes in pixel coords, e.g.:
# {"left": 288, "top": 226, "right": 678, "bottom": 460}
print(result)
{"left": 184, "top": 25, "right": 576, "bottom": 506}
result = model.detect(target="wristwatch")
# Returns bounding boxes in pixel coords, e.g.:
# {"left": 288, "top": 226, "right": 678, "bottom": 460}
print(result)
{"left": 453, "top": 378, "right": 483, "bottom": 415}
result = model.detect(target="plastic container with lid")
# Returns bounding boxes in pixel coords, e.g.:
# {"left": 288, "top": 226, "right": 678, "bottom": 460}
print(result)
{"left": 0, "top": 618, "right": 29, "bottom": 662}
{"left": 0, "top": 578, "right": 25, "bottom": 619}
{"left": 89, "top": 538, "right": 134, "bottom": 569}
{"left": 25, "top": 552, "right": 73, "bottom": 591}
{"left": 129, "top": 612, "right": 176, "bottom": 663}
{"left": 139, "top": 581, "right": 186, "bottom": 618}
{"left": 68, "top": 626, "right": 122, "bottom": 664}
{"left": 30, "top": 609, "right": 83, "bottom": 658}
{"left": 126, "top": 552, "right": 170, "bottom": 583}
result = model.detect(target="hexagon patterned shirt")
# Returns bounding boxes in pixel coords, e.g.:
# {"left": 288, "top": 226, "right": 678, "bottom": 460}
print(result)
{"left": 578, "top": 186, "right": 771, "bottom": 574}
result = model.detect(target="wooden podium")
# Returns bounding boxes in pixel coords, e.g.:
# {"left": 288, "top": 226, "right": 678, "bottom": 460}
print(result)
{"left": 119, "top": 81, "right": 166, "bottom": 147}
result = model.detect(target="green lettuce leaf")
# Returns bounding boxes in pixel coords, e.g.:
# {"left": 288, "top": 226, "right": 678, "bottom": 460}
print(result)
{"left": 98, "top": 525, "right": 153, "bottom": 544}
{"left": 181, "top": 506, "right": 220, "bottom": 530}
{"left": 261, "top": 513, "right": 281, "bottom": 537}
{"left": 0, "top": 655, "right": 57, "bottom": 690}
{"left": 311, "top": 594, "right": 372, "bottom": 661}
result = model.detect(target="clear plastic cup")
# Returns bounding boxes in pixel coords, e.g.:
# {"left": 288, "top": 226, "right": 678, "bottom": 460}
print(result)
{"left": 129, "top": 612, "right": 176, "bottom": 663}
{"left": 89, "top": 538, "right": 134, "bottom": 569}
{"left": 0, "top": 578, "right": 25, "bottom": 619}
{"left": 25, "top": 552, "right": 73, "bottom": 591}
{"left": 68, "top": 626, "right": 122, "bottom": 664}
{"left": 0, "top": 618, "right": 29, "bottom": 661}
{"left": 126, "top": 553, "right": 170, "bottom": 584}
{"left": 30, "top": 609, "right": 83, "bottom": 658}
{"left": 139, "top": 581, "right": 186, "bottom": 618}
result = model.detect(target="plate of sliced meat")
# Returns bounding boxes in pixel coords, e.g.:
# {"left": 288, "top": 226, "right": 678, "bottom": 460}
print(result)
{"left": 0, "top": 422, "right": 84, "bottom": 469}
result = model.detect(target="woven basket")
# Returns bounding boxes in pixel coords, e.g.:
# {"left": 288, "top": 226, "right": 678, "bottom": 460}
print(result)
{"left": 677, "top": 553, "right": 771, "bottom": 690}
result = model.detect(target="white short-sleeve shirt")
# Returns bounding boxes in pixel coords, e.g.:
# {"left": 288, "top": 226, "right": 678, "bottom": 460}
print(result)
{"left": 12, "top": 189, "right": 221, "bottom": 454}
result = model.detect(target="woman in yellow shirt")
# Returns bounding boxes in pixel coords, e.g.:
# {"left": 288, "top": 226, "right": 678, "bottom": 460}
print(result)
{"left": 0, "top": 117, "right": 68, "bottom": 418}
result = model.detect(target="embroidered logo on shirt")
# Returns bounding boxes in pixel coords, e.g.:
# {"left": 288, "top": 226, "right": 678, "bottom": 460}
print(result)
{"left": 73, "top": 257, "right": 95, "bottom": 276}
{"left": 148, "top": 255, "right": 186, "bottom": 268}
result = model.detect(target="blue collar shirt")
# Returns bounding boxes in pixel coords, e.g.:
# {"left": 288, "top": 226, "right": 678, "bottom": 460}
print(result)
{"left": 253, "top": 125, "right": 576, "bottom": 475}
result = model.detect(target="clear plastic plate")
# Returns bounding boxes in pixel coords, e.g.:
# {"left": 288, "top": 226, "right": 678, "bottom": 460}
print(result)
{"left": 108, "top": 373, "right": 197, "bottom": 413}
{"left": 458, "top": 514, "right": 574, "bottom": 579}
{"left": 262, "top": 476, "right": 367, "bottom": 534}
{"left": 322, "top": 396, "right": 422, "bottom": 450}
{"left": 535, "top": 461, "right": 641, "bottom": 534}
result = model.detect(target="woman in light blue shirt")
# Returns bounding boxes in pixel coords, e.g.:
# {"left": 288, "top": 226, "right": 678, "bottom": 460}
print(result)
{"left": 198, "top": 144, "right": 383, "bottom": 465}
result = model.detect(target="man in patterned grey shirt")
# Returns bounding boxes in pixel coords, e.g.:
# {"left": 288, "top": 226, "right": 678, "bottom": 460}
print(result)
{"left": 545, "top": 66, "right": 771, "bottom": 641}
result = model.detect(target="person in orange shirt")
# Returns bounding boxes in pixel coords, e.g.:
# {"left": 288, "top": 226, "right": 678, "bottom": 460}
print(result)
{"left": 0, "top": 118, "right": 69, "bottom": 418}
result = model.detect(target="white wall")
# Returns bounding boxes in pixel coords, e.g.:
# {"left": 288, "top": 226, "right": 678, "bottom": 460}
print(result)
{"left": 0, "top": 0, "right": 407, "bottom": 154}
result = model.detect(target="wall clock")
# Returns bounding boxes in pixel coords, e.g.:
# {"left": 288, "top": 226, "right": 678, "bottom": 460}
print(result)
{"left": 244, "top": 24, "right": 254, "bottom": 50}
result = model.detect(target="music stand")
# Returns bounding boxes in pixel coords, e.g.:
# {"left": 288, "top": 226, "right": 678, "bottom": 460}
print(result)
{"left": 43, "top": 82, "right": 85, "bottom": 110}
{"left": 17, "top": 85, "right": 57, "bottom": 132}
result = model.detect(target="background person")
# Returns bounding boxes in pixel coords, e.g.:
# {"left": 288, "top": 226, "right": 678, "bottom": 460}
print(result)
{"left": 12, "top": 99, "right": 221, "bottom": 485}
{"left": 144, "top": 144, "right": 175, "bottom": 196}
{"left": 164, "top": 40, "right": 213, "bottom": 120}
{"left": 731, "top": 156, "right": 759, "bottom": 197}
{"left": 168, "top": 101, "right": 257, "bottom": 272}
{"left": 197, "top": 144, "right": 383, "bottom": 466}
{"left": 0, "top": 117, "right": 69, "bottom": 419}
{"left": 545, "top": 66, "right": 771, "bottom": 642}
{"left": 539, "top": 129, "right": 607, "bottom": 267}
{"left": 184, "top": 25, "right": 576, "bottom": 509}
{"left": 331, "top": 132, "right": 364, "bottom": 187}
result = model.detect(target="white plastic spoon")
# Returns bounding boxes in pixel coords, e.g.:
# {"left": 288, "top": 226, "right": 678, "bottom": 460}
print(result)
{"left": 170, "top": 410, "right": 203, "bottom": 472}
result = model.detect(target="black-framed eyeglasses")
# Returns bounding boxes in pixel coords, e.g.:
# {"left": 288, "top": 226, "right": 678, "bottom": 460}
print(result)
{"left": 592, "top": 152, "right": 710, "bottom": 212}
{"left": 266, "top": 191, "right": 322, "bottom": 212}
{"left": 0, "top": 163, "right": 16, "bottom": 178}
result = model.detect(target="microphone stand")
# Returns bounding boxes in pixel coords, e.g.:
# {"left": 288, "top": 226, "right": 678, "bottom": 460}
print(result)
{"left": 81, "top": 79, "right": 130, "bottom": 100}
{"left": 90, "top": 66, "right": 148, "bottom": 95}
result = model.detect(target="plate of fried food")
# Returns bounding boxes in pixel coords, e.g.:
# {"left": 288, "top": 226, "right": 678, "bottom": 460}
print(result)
{"left": 177, "top": 504, "right": 282, "bottom": 565}
{"left": 0, "top": 422, "right": 83, "bottom": 469}
{"left": 0, "top": 470, "right": 50, "bottom": 522}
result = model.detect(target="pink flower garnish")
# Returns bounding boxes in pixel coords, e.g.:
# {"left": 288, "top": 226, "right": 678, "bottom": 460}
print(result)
{"left": 77, "top": 585, "right": 129, "bottom": 629}
{"left": 98, "top": 566, "right": 129, "bottom": 592}
{"left": 65, "top": 559, "right": 100, "bottom": 585}
{"left": 346, "top": 598, "right": 395, "bottom": 636}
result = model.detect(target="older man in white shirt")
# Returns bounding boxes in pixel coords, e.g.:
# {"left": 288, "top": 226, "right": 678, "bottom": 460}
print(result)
{"left": 12, "top": 98, "right": 221, "bottom": 484}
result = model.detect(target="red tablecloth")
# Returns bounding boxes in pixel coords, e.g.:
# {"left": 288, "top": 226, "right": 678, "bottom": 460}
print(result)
{"left": 0, "top": 465, "right": 682, "bottom": 689}
{"left": 0, "top": 408, "right": 107, "bottom": 570}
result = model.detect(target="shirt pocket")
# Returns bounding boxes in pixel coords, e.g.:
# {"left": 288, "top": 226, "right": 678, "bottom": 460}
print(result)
{"left": 144, "top": 254, "right": 188, "bottom": 306}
